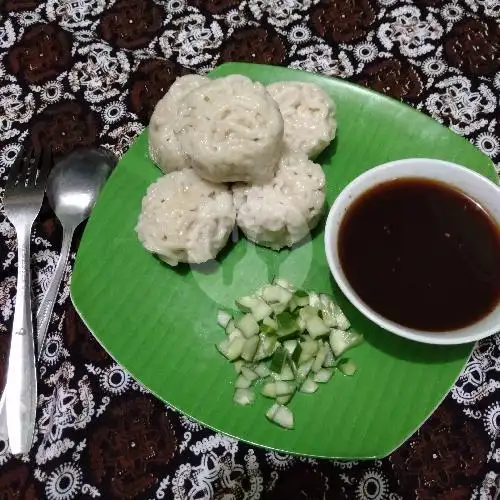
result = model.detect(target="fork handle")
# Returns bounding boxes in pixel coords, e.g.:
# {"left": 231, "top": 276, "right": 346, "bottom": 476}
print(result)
{"left": 6, "top": 225, "right": 37, "bottom": 455}
{"left": 36, "top": 227, "right": 74, "bottom": 359}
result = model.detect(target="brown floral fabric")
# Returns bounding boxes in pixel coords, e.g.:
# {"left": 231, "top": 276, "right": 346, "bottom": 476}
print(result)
{"left": 311, "top": 0, "right": 377, "bottom": 43}
{"left": 0, "top": 1, "right": 499, "bottom": 499}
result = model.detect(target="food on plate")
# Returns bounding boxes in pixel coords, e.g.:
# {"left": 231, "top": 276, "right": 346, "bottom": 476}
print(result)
{"left": 148, "top": 74, "right": 209, "bottom": 174}
{"left": 135, "top": 169, "right": 235, "bottom": 266}
{"left": 174, "top": 75, "right": 284, "bottom": 184}
{"left": 215, "top": 278, "right": 364, "bottom": 429}
{"left": 266, "top": 81, "right": 336, "bottom": 159}
{"left": 140, "top": 74, "right": 336, "bottom": 265}
{"left": 232, "top": 153, "right": 326, "bottom": 250}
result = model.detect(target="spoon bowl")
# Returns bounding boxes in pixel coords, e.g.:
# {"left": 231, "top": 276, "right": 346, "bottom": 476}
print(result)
{"left": 47, "top": 149, "right": 116, "bottom": 224}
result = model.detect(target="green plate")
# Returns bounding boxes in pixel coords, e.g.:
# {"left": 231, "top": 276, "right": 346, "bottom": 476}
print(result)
{"left": 71, "top": 63, "right": 498, "bottom": 459}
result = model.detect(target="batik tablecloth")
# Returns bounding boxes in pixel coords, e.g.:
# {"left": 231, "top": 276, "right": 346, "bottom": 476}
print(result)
{"left": 0, "top": 1, "right": 499, "bottom": 499}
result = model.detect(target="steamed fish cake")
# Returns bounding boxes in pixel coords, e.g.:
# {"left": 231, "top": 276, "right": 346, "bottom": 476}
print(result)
{"left": 232, "top": 153, "right": 326, "bottom": 250}
{"left": 267, "top": 81, "right": 336, "bottom": 159}
{"left": 174, "top": 75, "right": 284, "bottom": 184}
{"left": 135, "top": 169, "right": 236, "bottom": 266}
{"left": 148, "top": 74, "right": 209, "bottom": 174}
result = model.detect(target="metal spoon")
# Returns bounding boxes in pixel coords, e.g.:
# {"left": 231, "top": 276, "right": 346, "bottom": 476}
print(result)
{"left": 36, "top": 148, "right": 116, "bottom": 353}
{"left": 0, "top": 148, "right": 116, "bottom": 449}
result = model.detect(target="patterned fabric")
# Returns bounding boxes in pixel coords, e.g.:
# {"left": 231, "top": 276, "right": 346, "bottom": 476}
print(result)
{"left": 0, "top": 1, "right": 499, "bottom": 498}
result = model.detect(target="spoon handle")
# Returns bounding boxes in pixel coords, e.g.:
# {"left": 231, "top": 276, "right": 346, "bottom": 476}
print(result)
{"left": 36, "top": 227, "right": 74, "bottom": 359}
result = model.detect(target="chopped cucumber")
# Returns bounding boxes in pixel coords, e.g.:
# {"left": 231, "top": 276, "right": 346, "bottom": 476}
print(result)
{"left": 297, "top": 316, "right": 306, "bottom": 332}
{"left": 262, "top": 284, "right": 293, "bottom": 304}
{"left": 298, "top": 340, "right": 318, "bottom": 365}
{"left": 319, "top": 294, "right": 339, "bottom": 327}
{"left": 329, "top": 329, "right": 363, "bottom": 357}
{"left": 217, "top": 336, "right": 244, "bottom": 361}
{"left": 236, "top": 295, "right": 258, "bottom": 311}
{"left": 272, "top": 277, "right": 295, "bottom": 292}
{"left": 336, "top": 311, "right": 351, "bottom": 331}
{"left": 228, "top": 329, "right": 243, "bottom": 342}
{"left": 266, "top": 404, "right": 294, "bottom": 429}
{"left": 312, "top": 343, "right": 329, "bottom": 372}
{"left": 276, "top": 393, "right": 293, "bottom": 405}
{"left": 306, "top": 315, "right": 330, "bottom": 338}
{"left": 294, "top": 293, "right": 310, "bottom": 307}
{"left": 241, "top": 366, "right": 258, "bottom": 382}
{"left": 275, "top": 381, "right": 295, "bottom": 396}
{"left": 291, "top": 343, "right": 302, "bottom": 367}
{"left": 338, "top": 359, "right": 357, "bottom": 376}
{"left": 298, "top": 351, "right": 313, "bottom": 365}
{"left": 225, "top": 319, "right": 238, "bottom": 335}
{"left": 308, "top": 292, "right": 322, "bottom": 309}
{"left": 296, "top": 359, "right": 314, "bottom": 384}
{"left": 236, "top": 296, "right": 273, "bottom": 321}
{"left": 277, "top": 364, "right": 294, "bottom": 381}
{"left": 234, "top": 388, "right": 255, "bottom": 405}
{"left": 270, "top": 302, "right": 288, "bottom": 315}
{"left": 266, "top": 403, "right": 279, "bottom": 420}
{"left": 283, "top": 339, "right": 298, "bottom": 356}
{"left": 299, "top": 305, "right": 320, "bottom": 320}
{"left": 217, "top": 310, "right": 232, "bottom": 329}
{"left": 254, "top": 335, "right": 277, "bottom": 361}
{"left": 235, "top": 374, "right": 252, "bottom": 389}
{"left": 301, "top": 339, "right": 318, "bottom": 355}
{"left": 260, "top": 324, "right": 275, "bottom": 335}
{"left": 241, "top": 336, "right": 259, "bottom": 361}
{"left": 276, "top": 332, "right": 300, "bottom": 342}
{"left": 276, "top": 311, "right": 299, "bottom": 338}
{"left": 217, "top": 339, "right": 230, "bottom": 357}
{"left": 252, "top": 300, "right": 273, "bottom": 321}
{"left": 270, "top": 347, "right": 287, "bottom": 373}
{"left": 262, "top": 316, "right": 278, "bottom": 330}
{"left": 295, "top": 297, "right": 309, "bottom": 307}
{"left": 299, "top": 378, "right": 318, "bottom": 394}
{"left": 261, "top": 381, "right": 277, "bottom": 398}
{"left": 288, "top": 297, "right": 298, "bottom": 312}
{"left": 254, "top": 362, "right": 271, "bottom": 378}
{"left": 215, "top": 278, "right": 363, "bottom": 431}
{"left": 237, "top": 313, "right": 260, "bottom": 338}
{"left": 323, "top": 347, "right": 336, "bottom": 368}
{"left": 313, "top": 368, "right": 334, "bottom": 383}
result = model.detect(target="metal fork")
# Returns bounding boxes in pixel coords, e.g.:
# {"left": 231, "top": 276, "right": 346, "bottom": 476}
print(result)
{"left": 2, "top": 145, "right": 51, "bottom": 455}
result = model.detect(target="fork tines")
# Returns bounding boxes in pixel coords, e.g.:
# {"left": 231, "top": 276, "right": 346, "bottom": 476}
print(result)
{"left": 6, "top": 144, "right": 52, "bottom": 191}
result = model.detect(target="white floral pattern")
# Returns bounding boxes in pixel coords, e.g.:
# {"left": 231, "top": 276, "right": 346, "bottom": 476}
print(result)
{"left": 378, "top": 6, "right": 444, "bottom": 58}
{"left": 425, "top": 76, "right": 497, "bottom": 135}
{"left": 45, "top": 462, "right": 83, "bottom": 500}
{"left": 68, "top": 43, "right": 131, "bottom": 103}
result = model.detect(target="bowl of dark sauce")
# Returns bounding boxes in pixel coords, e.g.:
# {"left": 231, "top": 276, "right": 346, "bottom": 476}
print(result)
{"left": 325, "top": 158, "right": 500, "bottom": 345}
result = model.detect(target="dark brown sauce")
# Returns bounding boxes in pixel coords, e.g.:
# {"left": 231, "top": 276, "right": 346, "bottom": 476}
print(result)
{"left": 338, "top": 178, "right": 500, "bottom": 331}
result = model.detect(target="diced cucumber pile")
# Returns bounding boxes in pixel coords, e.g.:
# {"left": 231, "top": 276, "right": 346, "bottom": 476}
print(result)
{"left": 216, "top": 278, "right": 364, "bottom": 430}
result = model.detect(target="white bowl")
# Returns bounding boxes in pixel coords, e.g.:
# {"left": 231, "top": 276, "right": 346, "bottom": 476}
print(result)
{"left": 324, "top": 158, "right": 500, "bottom": 345}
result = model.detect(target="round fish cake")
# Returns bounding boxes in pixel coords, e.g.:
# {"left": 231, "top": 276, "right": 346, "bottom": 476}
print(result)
{"left": 148, "top": 74, "right": 209, "bottom": 174}
{"left": 136, "top": 169, "right": 236, "bottom": 266}
{"left": 175, "top": 75, "right": 284, "bottom": 184}
{"left": 266, "top": 81, "right": 336, "bottom": 159}
{"left": 232, "top": 153, "right": 326, "bottom": 250}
